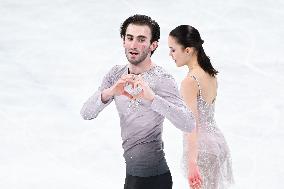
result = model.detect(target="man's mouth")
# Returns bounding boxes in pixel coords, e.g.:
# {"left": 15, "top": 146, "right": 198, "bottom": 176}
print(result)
{"left": 129, "top": 51, "right": 139, "bottom": 56}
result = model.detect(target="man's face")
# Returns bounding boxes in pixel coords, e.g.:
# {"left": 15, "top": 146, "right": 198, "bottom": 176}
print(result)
{"left": 123, "top": 24, "right": 153, "bottom": 65}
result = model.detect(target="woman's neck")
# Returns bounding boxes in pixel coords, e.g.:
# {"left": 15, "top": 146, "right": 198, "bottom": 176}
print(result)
{"left": 187, "top": 54, "right": 199, "bottom": 73}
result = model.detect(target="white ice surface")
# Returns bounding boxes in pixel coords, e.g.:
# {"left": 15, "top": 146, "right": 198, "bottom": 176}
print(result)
{"left": 1, "top": 0, "right": 284, "bottom": 188}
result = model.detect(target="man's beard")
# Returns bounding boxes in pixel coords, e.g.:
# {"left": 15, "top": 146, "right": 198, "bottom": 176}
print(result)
{"left": 125, "top": 48, "right": 150, "bottom": 65}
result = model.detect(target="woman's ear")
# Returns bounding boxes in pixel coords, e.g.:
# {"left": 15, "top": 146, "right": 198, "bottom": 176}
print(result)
{"left": 185, "top": 47, "right": 193, "bottom": 55}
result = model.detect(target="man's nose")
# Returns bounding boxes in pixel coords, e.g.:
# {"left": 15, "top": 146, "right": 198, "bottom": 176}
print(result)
{"left": 130, "top": 40, "right": 138, "bottom": 48}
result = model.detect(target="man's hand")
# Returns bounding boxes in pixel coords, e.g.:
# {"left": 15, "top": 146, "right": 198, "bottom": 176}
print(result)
{"left": 129, "top": 75, "right": 155, "bottom": 101}
{"left": 101, "top": 75, "right": 135, "bottom": 103}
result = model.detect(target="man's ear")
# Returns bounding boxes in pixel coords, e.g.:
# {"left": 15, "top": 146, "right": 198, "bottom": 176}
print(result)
{"left": 122, "top": 36, "right": 126, "bottom": 47}
{"left": 150, "top": 41, "right": 158, "bottom": 51}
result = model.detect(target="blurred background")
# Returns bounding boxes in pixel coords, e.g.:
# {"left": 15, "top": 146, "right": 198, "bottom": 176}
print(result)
{"left": 0, "top": 0, "right": 283, "bottom": 188}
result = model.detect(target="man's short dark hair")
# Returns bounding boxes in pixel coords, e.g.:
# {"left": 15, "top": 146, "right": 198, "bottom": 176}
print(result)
{"left": 120, "top": 14, "right": 160, "bottom": 44}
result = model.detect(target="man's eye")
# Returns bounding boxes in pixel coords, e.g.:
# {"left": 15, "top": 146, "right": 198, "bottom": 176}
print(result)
{"left": 127, "top": 37, "right": 133, "bottom": 41}
{"left": 139, "top": 39, "right": 145, "bottom": 42}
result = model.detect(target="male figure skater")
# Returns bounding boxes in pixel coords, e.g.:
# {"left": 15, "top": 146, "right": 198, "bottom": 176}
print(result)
{"left": 80, "top": 14, "right": 195, "bottom": 189}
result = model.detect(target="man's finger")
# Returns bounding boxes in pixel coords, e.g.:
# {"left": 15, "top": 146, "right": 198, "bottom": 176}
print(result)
{"left": 121, "top": 74, "right": 135, "bottom": 80}
{"left": 122, "top": 91, "right": 133, "bottom": 99}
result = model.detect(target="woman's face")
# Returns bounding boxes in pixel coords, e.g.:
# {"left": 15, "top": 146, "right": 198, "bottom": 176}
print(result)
{"left": 168, "top": 36, "right": 188, "bottom": 67}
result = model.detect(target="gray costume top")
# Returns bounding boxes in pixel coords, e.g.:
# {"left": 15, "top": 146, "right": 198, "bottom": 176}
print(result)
{"left": 80, "top": 64, "right": 195, "bottom": 177}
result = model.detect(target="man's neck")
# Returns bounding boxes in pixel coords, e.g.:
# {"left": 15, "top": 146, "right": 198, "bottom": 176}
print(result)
{"left": 128, "top": 59, "right": 154, "bottom": 75}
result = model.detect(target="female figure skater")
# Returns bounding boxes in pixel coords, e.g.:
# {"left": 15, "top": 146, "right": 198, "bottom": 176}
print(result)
{"left": 168, "top": 25, "right": 234, "bottom": 189}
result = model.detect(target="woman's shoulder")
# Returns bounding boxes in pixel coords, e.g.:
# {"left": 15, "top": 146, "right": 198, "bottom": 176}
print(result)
{"left": 180, "top": 75, "right": 199, "bottom": 92}
{"left": 182, "top": 75, "right": 198, "bottom": 85}
{"left": 190, "top": 71, "right": 217, "bottom": 86}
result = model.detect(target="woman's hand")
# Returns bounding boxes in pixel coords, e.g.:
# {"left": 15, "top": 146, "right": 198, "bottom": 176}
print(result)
{"left": 188, "top": 161, "right": 202, "bottom": 189}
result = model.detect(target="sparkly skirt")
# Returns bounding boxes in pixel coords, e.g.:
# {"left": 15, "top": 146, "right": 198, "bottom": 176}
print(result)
{"left": 182, "top": 131, "right": 234, "bottom": 189}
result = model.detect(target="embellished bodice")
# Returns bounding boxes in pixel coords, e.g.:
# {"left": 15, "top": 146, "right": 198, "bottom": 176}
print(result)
{"left": 197, "top": 96, "right": 217, "bottom": 134}
{"left": 192, "top": 76, "right": 218, "bottom": 134}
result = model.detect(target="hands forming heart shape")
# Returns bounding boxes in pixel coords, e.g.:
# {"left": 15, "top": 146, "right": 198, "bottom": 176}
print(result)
{"left": 121, "top": 74, "right": 143, "bottom": 99}
{"left": 124, "top": 82, "right": 143, "bottom": 97}
{"left": 111, "top": 74, "right": 154, "bottom": 101}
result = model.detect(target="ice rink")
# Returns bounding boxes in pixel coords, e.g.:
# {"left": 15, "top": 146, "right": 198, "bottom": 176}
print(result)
{"left": 1, "top": 0, "right": 283, "bottom": 188}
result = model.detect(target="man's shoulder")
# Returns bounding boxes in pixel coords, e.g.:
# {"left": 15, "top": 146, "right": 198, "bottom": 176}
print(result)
{"left": 103, "top": 64, "right": 127, "bottom": 83}
{"left": 152, "top": 65, "right": 179, "bottom": 93}
{"left": 108, "top": 64, "right": 127, "bottom": 75}
{"left": 153, "top": 65, "right": 175, "bottom": 80}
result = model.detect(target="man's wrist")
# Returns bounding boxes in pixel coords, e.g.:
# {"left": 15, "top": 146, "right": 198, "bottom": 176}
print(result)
{"left": 101, "top": 88, "right": 113, "bottom": 103}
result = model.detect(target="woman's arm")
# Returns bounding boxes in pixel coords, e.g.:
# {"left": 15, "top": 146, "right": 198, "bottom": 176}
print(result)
{"left": 180, "top": 77, "right": 202, "bottom": 188}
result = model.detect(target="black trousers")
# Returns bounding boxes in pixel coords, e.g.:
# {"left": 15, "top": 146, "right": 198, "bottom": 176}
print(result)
{"left": 124, "top": 171, "right": 173, "bottom": 189}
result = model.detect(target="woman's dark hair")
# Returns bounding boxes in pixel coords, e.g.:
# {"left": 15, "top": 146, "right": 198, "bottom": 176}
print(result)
{"left": 169, "top": 25, "right": 218, "bottom": 77}
{"left": 120, "top": 14, "right": 160, "bottom": 55}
